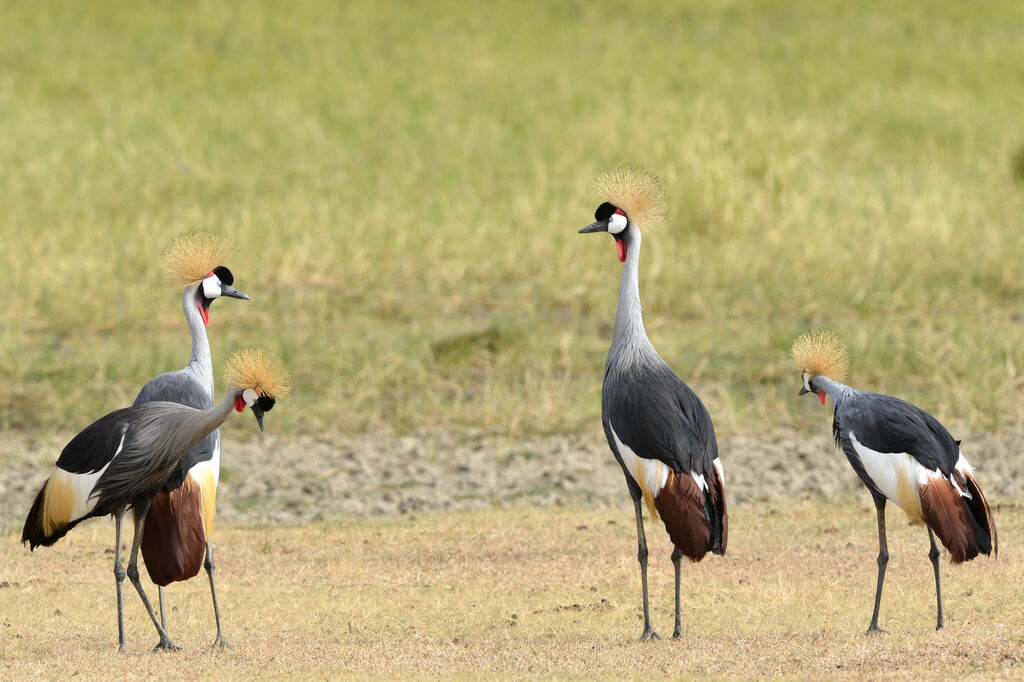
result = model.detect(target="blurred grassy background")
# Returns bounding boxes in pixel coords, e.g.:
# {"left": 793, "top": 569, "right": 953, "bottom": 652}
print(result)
{"left": 1, "top": 1, "right": 1023, "bottom": 439}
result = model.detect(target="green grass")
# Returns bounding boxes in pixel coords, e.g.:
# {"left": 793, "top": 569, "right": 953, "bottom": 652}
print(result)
{"left": 2, "top": 1, "right": 1024, "bottom": 439}
{"left": 2, "top": 502, "right": 1022, "bottom": 678}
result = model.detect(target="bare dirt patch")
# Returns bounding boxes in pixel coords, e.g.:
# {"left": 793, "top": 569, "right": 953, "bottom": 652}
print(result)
{"left": 2, "top": 427, "right": 1021, "bottom": 531}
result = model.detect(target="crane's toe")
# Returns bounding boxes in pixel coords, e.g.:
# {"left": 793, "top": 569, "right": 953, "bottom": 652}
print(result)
{"left": 865, "top": 625, "right": 888, "bottom": 635}
{"left": 212, "top": 634, "right": 231, "bottom": 648}
{"left": 639, "top": 626, "right": 662, "bottom": 642}
{"left": 153, "top": 638, "right": 182, "bottom": 653}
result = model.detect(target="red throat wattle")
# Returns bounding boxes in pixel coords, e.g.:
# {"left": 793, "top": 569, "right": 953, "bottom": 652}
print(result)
{"left": 616, "top": 240, "right": 626, "bottom": 262}
{"left": 198, "top": 302, "right": 210, "bottom": 327}
{"left": 818, "top": 392, "right": 827, "bottom": 406}
{"left": 234, "top": 395, "right": 246, "bottom": 412}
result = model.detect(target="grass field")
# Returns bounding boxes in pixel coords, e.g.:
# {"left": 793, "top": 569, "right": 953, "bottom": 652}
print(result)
{"left": 2, "top": 502, "right": 1022, "bottom": 678}
{"left": 2, "top": 1, "right": 1024, "bottom": 438}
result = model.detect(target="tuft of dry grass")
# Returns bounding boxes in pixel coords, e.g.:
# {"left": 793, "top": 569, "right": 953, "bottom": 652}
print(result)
{"left": 2, "top": 501, "right": 1022, "bottom": 678}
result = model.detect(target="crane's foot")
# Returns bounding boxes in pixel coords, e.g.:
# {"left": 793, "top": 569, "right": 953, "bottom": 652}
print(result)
{"left": 153, "top": 638, "right": 182, "bottom": 652}
{"left": 212, "top": 633, "right": 231, "bottom": 648}
{"left": 117, "top": 643, "right": 128, "bottom": 654}
{"left": 865, "top": 625, "right": 888, "bottom": 635}
{"left": 935, "top": 621, "right": 944, "bottom": 631}
{"left": 672, "top": 627, "right": 682, "bottom": 640}
{"left": 639, "top": 626, "right": 662, "bottom": 641}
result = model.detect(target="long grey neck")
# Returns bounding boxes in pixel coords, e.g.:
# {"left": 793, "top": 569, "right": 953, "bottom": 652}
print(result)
{"left": 182, "top": 285, "right": 214, "bottom": 398}
{"left": 815, "top": 375, "right": 855, "bottom": 404}
{"left": 609, "top": 227, "right": 656, "bottom": 367}
{"left": 182, "top": 388, "right": 241, "bottom": 451}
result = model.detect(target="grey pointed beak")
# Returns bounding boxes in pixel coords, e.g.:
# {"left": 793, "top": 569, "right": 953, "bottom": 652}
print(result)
{"left": 221, "top": 284, "right": 250, "bottom": 301}
{"left": 799, "top": 386, "right": 810, "bottom": 395}
{"left": 251, "top": 405, "right": 266, "bottom": 431}
{"left": 579, "top": 220, "right": 608, "bottom": 234}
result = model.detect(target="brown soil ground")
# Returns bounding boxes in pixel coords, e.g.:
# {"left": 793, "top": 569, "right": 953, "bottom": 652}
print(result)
{"left": 2, "top": 428, "right": 1021, "bottom": 532}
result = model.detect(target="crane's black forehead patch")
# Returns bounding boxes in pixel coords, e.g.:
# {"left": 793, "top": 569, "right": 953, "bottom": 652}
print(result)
{"left": 594, "top": 202, "right": 618, "bottom": 222}
{"left": 257, "top": 395, "right": 276, "bottom": 412}
{"left": 213, "top": 266, "right": 234, "bottom": 286}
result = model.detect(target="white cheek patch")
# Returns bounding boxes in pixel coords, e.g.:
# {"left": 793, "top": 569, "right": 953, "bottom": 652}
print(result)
{"left": 202, "top": 275, "right": 222, "bottom": 299}
{"left": 242, "top": 388, "right": 258, "bottom": 407}
{"left": 802, "top": 373, "right": 811, "bottom": 392}
{"left": 607, "top": 212, "right": 628, "bottom": 235}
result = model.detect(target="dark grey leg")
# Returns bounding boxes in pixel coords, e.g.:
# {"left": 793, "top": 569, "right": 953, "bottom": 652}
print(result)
{"left": 113, "top": 507, "right": 127, "bottom": 652}
{"left": 671, "top": 547, "right": 683, "bottom": 639}
{"left": 867, "top": 496, "right": 889, "bottom": 634}
{"left": 928, "top": 528, "right": 944, "bottom": 630}
{"left": 204, "top": 541, "right": 230, "bottom": 647}
{"left": 125, "top": 499, "right": 181, "bottom": 652}
{"left": 158, "top": 586, "right": 166, "bottom": 631}
{"left": 632, "top": 497, "right": 661, "bottom": 641}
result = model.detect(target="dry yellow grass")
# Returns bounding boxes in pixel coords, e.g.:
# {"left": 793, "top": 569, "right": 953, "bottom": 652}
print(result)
{"left": 2, "top": 501, "right": 1022, "bottom": 679}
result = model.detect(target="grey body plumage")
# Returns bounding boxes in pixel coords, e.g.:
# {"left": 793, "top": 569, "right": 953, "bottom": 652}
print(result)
{"left": 798, "top": 339, "right": 997, "bottom": 632}
{"left": 830, "top": 385, "right": 960, "bottom": 478}
{"left": 582, "top": 194, "right": 725, "bottom": 641}
{"left": 84, "top": 399, "right": 234, "bottom": 514}
{"left": 23, "top": 384, "right": 252, "bottom": 652}
{"left": 134, "top": 285, "right": 220, "bottom": 488}
{"left": 131, "top": 274, "right": 245, "bottom": 647}
{"left": 813, "top": 373, "right": 975, "bottom": 506}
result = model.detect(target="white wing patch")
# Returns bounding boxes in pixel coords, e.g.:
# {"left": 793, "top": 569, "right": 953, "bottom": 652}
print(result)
{"left": 610, "top": 425, "right": 669, "bottom": 505}
{"left": 952, "top": 450, "right": 974, "bottom": 499}
{"left": 61, "top": 431, "right": 127, "bottom": 521}
{"left": 188, "top": 430, "right": 222, "bottom": 487}
{"left": 849, "top": 432, "right": 943, "bottom": 522}
{"left": 188, "top": 431, "right": 221, "bottom": 537}
{"left": 188, "top": 441, "right": 221, "bottom": 485}
{"left": 712, "top": 457, "right": 725, "bottom": 488}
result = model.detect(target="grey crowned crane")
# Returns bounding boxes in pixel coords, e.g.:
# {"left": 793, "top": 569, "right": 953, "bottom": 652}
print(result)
{"left": 22, "top": 348, "right": 290, "bottom": 652}
{"left": 134, "top": 232, "right": 248, "bottom": 648}
{"left": 579, "top": 167, "right": 726, "bottom": 641}
{"left": 791, "top": 329, "right": 997, "bottom": 632}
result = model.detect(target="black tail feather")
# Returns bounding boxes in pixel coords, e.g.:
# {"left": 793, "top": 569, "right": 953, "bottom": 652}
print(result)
{"left": 960, "top": 471, "right": 997, "bottom": 558}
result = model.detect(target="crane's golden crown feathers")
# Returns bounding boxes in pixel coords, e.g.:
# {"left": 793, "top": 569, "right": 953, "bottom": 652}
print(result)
{"left": 593, "top": 166, "right": 667, "bottom": 230}
{"left": 790, "top": 329, "right": 850, "bottom": 382}
{"left": 225, "top": 347, "right": 292, "bottom": 399}
{"left": 161, "top": 231, "right": 237, "bottom": 287}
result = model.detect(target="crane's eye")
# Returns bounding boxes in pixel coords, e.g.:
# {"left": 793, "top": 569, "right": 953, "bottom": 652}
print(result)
{"left": 608, "top": 212, "right": 628, "bottom": 234}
